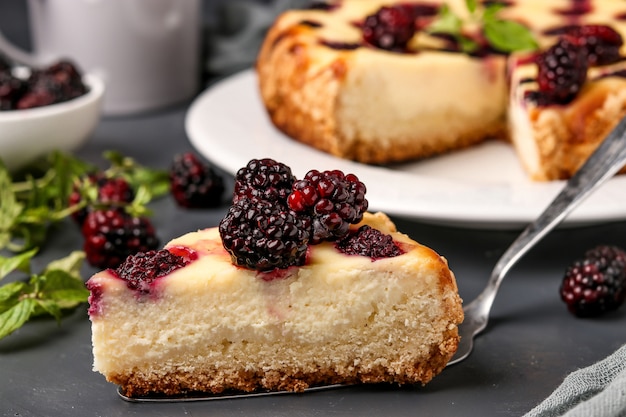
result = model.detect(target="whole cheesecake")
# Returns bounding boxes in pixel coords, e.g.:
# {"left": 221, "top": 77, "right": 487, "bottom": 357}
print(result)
{"left": 257, "top": 0, "right": 626, "bottom": 180}
{"left": 87, "top": 159, "right": 463, "bottom": 398}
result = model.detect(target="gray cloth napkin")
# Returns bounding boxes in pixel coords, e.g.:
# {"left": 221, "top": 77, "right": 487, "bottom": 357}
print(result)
{"left": 205, "top": 0, "right": 310, "bottom": 76}
{"left": 524, "top": 344, "right": 626, "bottom": 417}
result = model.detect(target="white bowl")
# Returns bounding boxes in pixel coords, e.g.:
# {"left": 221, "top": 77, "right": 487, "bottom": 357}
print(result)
{"left": 0, "top": 73, "right": 104, "bottom": 172}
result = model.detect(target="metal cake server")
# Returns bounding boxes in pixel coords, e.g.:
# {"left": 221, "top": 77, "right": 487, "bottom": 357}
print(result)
{"left": 118, "top": 115, "right": 626, "bottom": 402}
{"left": 448, "top": 114, "right": 626, "bottom": 366}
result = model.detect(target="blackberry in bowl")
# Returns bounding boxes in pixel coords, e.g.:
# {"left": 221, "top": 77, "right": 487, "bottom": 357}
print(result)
{"left": 0, "top": 59, "right": 104, "bottom": 172}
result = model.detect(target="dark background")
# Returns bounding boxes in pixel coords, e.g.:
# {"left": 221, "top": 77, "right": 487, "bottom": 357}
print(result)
{"left": 1, "top": 1, "right": 625, "bottom": 416}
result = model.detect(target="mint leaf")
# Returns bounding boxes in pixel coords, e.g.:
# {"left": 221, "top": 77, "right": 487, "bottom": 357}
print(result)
{"left": 0, "top": 162, "right": 23, "bottom": 251}
{"left": 45, "top": 251, "right": 85, "bottom": 280}
{"left": 483, "top": 18, "right": 539, "bottom": 52}
{"left": 0, "top": 249, "right": 37, "bottom": 281}
{"left": 466, "top": 0, "right": 477, "bottom": 13}
{"left": 425, "top": 1, "right": 538, "bottom": 55}
{"left": 483, "top": 3, "right": 505, "bottom": 19}
{"left": 0, "top": 281, "right": 28, "bottom": 312}
{"left": 428, "top": 4, "right": 462, "bottom": 35}
{"left": 0, "top": 298, "right": 36, "bottom": 339}
{"left": 38, "top": 269, "right": 89, "bottom": 310}
{"left": 103, "top": 150, "right": 170, "bottom": 200}
{"left": 0, "top": 250, "right": 88, "bottom": 340}
{"left": 33, "top": 299, "right": 62, "bottom": 322}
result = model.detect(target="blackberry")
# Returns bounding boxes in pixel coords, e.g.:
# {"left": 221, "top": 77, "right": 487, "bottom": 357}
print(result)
{"left": 17, "top": 59, "right": 87, "bottom": 109}
{"left": 568, "top": 25, "right": 623, "bottom": 66}
{"left": 219, "top": 197, "right": 310, "bottom": 271}
{"left": 169, "top": 152, "right": 225, "bottom": 208}
{"left": 82, "top": 209, "right": 159, "bottom": 269}
{"left": 114, "top": 249, "right": 189, "bottom": 293}
{"left": 547, "top": 24, "right": 624, "bottom": 66}
{"left": 362, "top": 5, "right": 416, "bottom": 51}
{"left": 69, "top": 173, "right": 135, "bottom": 225}
{"left": 288, "top": 169, "right": 368, "bottom": 244}
{"left": 532, "top": 37, "right": 588, "bottom": 105}
{"left": 16, "top": 81, "right": 57, "bottom": 109}
{"left": 233, "top": 158, "right": 295, "bottom": 204}
{"left": 560, "top": 245, "right": 626, "bottom": 317}
{"left": 0, "top": 72, "right": 27, "bottom": 110}
{"left": 336, "top": 225, "right": 403, "bottom": 259}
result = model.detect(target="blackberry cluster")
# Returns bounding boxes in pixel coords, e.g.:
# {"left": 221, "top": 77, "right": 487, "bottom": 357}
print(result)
{"left": 336, "top": 225, "right": 403, "bottom": 258}
{"left": 533, "top": 37, "right": 588, "bottom": 105}
{"left": 81, "top": 209, "right": 159, "bottom": 269}
{"left": 560, "top": 245, "right": 626, "bottom": 317}
{"left": 0, "top": 59, "right": 88, "bottom": 111}
{"left": 18, "top": 60, "right": 87, "bottom": 109}
{"left": 531, "top": 24, "right": 624, "bottom": 106}
{"left": 69, "top": 173, "right": 135, "bottom": 225}
{"left": 288, "top": 169, "right": 368, "bottom": 244}
{"left": 362, "top": 5, "right": 417, "bottom": 51}
{"left": 220, "top": 159, "right": 374, "bottom": 271}
{"left": 233, "top": 158, "right": 295, "bottom": 204}
{"left": 114, "top": 249, "right": 189, "bottom": 292}
{"left": 549, "top": 24, "right": 623, "bottom": 66}
{"left": 169, "top": 152, "right": 225, "bottom": 208}
{"left": 219, "top": 197, "right": 310, "bottom": 271}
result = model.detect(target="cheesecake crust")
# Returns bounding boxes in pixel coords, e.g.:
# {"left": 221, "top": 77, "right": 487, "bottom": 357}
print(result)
{"left": 113, "top": 334, "right": 458, "bottom": 397}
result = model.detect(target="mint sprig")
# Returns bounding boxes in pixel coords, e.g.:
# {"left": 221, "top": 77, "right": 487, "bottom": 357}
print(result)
{"left": 427, "top": 0, "right": 538, "bottom": 54}
{"left": 0, "top": 151, "right": 170, "bottom": 253}
{"left": 0, "top": 250, "right": 89, "bottom": 340}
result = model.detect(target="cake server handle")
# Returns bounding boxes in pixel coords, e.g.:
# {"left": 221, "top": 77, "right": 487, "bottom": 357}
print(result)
{"left": 449, "top": 114, "right": 626, "bottom": 366}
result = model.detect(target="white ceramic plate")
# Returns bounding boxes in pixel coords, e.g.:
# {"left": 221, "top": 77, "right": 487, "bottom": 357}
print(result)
{"left": 185, "top": 69, "right": 626, "bottom": 229}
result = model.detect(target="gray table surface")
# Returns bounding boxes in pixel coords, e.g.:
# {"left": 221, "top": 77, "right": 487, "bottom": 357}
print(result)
{"left": 2, "top": 2, "right": 626, "bottom": 416}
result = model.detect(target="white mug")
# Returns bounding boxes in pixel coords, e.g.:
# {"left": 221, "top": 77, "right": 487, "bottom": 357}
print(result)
{"left": 0, "top": 0, "right": 201, "bottom": 115}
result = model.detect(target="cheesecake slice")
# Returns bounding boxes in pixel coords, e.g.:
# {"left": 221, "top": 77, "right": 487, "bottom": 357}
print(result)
{"left": 508, "top": 46, "right": 626, "bottom": 180}
{"left": 87, "top": 212, "right": 462, "bottom": 397}
{"left": 87, "top": 160, "right": 463, "bottom": 398}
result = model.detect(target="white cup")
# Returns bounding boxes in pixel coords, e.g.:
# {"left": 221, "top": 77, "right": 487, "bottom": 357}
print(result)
{"left": 0, "top": 0, "right": 202, "bottom": 115}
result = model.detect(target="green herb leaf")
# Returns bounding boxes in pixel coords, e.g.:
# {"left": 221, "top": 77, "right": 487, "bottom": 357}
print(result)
{"left": 0, "top": 250, "right": 88, "bottom": 340}
{"left": 483, "top": 18, "right": 539, "bottom": 52}
{"left": 466, "top": 0, "right": 477, "bottom": 14}
{"left": 428, "top": 4, "right": 462, "bottom": 35}
{"left": 38, "top": 269, "right": 89, "bottom": 309}
{"left": 33, "top": 299, "right": 62, "bottom": 322}
{"left": 0, "top": 281, "right": 29, "bottom": 313}
{"left": 425, "top": 1, "right": 538, "bottom": 54}
{"left": 0, "top": 162, "right": 24, "bottom": 251}
{"left": 0, "top": 298, "right": 36, "bottom": 339}
{"left": 45, "top": 251, "right": 85, "bottom": 280}
{"left": 103, "top": 150, "right": 170, "bottom": 200}
{"left": 0, "top": 249, "right": 37, "bottom": 281}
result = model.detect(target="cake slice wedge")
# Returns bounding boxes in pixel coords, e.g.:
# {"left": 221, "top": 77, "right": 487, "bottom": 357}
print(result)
{"left": 508, "top": 35, "right": 626, "bottom": 181}
{"left": 87, "top": 212, "right": 463, "bottom": 397}
{"left": 87, "top": 159, "right": 463, "bottom": 398}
